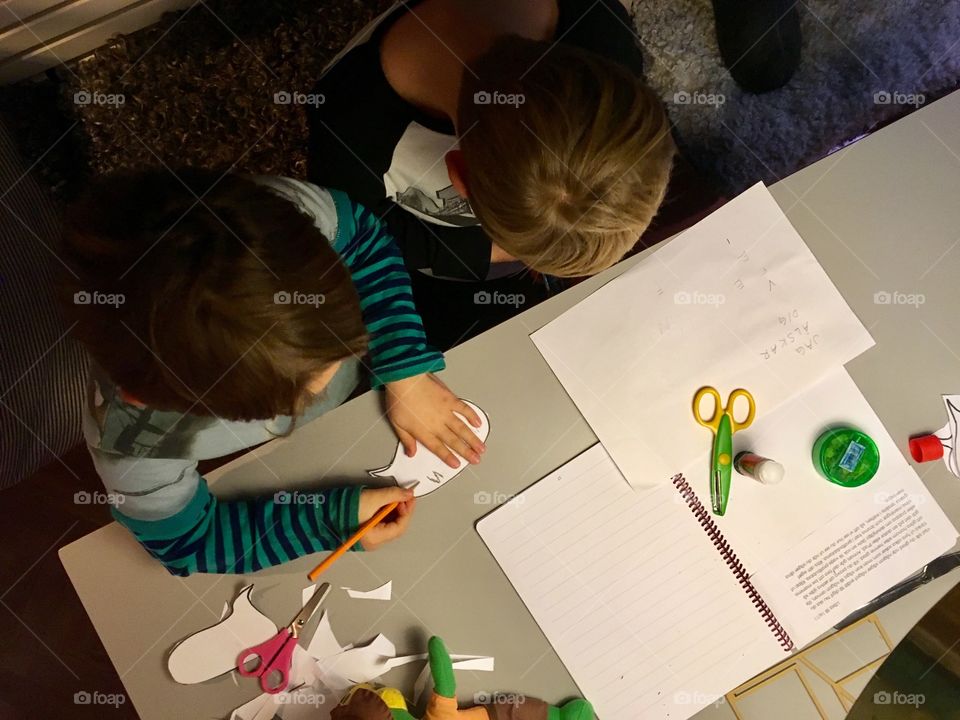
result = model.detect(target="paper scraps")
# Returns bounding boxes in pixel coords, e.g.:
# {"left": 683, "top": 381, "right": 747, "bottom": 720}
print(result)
{"left": 168, "top": 584, "right": 494, "bottom": 719}
{"left": 168, "top": 585, "right": 276, "bottom": 684}
{"left": 934, "top": 394, "right": 959, "bottom": 478}
{"left": 342, "top": 580, "right": 392, "bottom": 600}
{"left": 368, "top": 400, "right": 490, "bottom": 496}
{"left": 413, "top": 655, "right": 496, "bottom": 704}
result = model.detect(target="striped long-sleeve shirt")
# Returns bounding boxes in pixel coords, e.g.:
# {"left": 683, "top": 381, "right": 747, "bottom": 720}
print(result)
{"left": 83, "top": 179, "right": 443, "bottom": 576}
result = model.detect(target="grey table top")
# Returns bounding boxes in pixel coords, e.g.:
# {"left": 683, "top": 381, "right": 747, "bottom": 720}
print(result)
{"left": 60, "top": 90, "right": 960, "bottom": 720}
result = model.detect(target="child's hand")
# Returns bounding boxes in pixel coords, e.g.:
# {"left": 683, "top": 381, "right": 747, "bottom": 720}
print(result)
{"left": 384, "top": 374, "right": 485, "bottom": 468}
{"left": 358, "top": 487, "right": 416, "bottom": 551}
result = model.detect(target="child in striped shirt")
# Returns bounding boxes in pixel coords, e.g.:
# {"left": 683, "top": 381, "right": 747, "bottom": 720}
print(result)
{"left": 59, "top": 169, "right": 485, "bottom": 576}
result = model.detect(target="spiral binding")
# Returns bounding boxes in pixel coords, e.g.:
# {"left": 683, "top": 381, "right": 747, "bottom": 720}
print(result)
{"left": 672, "top": 474, "right": 795, "bottom": 652}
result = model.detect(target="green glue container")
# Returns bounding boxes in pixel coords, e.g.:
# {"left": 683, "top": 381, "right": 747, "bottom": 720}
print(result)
{"left": 812, "top": 427, "right": 879, "bottom": 487}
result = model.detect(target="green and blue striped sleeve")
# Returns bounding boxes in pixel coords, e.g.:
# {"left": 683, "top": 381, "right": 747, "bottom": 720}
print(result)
{"left": 329, "top": 189, "right": 445, "bottom": 387}
{"left": 111, "top": 480, "right": 364, "bottom": 576}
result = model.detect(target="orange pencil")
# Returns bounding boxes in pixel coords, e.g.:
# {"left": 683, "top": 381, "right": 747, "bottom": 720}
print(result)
{"left": 307, "top": 501, "right": 399, "bottom": 582}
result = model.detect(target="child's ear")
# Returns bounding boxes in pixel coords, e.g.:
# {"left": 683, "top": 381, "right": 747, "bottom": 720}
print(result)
{"left": 444, "top": 150, "right": 470, "bottom": 198}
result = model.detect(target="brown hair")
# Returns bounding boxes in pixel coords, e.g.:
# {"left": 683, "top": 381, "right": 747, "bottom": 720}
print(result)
{"left": 59, "top": 168, "right": 368, "bottom": 421}
{"left": 458, "top": 36, "right": 675, "bottom": 276}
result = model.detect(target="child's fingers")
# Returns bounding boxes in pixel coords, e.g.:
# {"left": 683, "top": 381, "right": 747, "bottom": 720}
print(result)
{"left": 456, "top": 399, "right": 483, "bottom": 428}
{"left": 396, "top": 426, "right": 417, "bottom": 457}
{"left": 450, "top": 416, "right": 485, "bottom": 456}
{"left": 445, "top": 423, "right": 482, "bottom": 463}
{"left": 363, "top": 500, "right": 415, "bottom": 549}
{"left": 358, "top": 487, "right": 415, "bottom": 523}
{"left": 423, "top": 435, "right": 461, "bottom": 468}
{"left": 439, "top": 428, "right": 479, "bottom": 465}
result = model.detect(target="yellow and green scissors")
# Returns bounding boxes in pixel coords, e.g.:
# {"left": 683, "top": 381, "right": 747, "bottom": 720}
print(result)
{"left": 693, "top": 386, "right": 756, "bottom": 516}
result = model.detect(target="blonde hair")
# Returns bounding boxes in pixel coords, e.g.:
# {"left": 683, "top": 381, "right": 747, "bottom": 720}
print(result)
{"left": 458, "top": 36, "right": 675, "bottom": 276}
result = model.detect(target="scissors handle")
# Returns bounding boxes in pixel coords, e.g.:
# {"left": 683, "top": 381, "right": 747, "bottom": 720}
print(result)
{"left": 692, "top": 386, "right": 723, "bottom": 430}
{"left": 237, "top": 629, "right": 295, "bottom": 694}
{"left": 726, "top": 388, "right": 756, "bottom": 432}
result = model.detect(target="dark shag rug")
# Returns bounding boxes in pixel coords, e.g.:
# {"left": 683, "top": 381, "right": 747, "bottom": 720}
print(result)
{"left": 1, "top": 0, "right": 958, "bottom": 197}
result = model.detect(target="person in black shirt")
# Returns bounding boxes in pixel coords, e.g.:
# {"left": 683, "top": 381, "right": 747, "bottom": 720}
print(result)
{"left": 308, "top": 0, "right": 799, "bottom": 347}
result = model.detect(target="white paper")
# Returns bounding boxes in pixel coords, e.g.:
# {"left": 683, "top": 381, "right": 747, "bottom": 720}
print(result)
{"left": 229, "top": 692, "right": 274, "bottom": 720}
{"left": 305, "top": 611, "right": 344, "bottom": 661}
{"left": 301, "top": 584, "right": 315, "bottom": 608}
{"left": 168, "top": 585, "right": 276, "bottom": 684}
{"left": 341, "top": 580, "right": 392, "bottom": 600}
{"left": 477, "top": 445, "right": 785, "bottom": 720}
{"left": 368, "top": 400, "right": 490, "bottom": 496}
{"left": 754, "top": 482, "right": 958, "bottom": 646}
{"left": 531, "top": 183, "right": 874, "bottom": 487}
{"left": 933, "top": 394, "right": 960, "bottom": 477}
{"left": 317, "top": 634, "right": 397, "bottom": 684}
{"left": 412, "top": 655, "right": 495, "bottom": 704}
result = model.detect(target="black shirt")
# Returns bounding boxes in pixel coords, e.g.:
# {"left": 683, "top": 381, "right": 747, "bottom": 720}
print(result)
{"left": 307, "top": 0, "right": 643, "bottom": 280}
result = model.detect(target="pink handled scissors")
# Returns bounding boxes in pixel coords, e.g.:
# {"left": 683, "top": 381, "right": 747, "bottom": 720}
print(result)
{"left": 236, "top": 582, "right": 331, "bottom": 693}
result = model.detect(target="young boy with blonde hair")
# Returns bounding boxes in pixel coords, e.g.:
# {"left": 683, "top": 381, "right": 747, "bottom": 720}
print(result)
{"left": 309, "top": 0, "right": 674, "bottom": 283}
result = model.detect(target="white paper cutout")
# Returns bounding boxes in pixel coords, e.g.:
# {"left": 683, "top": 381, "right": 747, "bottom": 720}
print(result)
{"left": 168, "top": 585, "right": 276, "bottom": 684}
{"left": 301, "top": 584, "right": 315, "bottom": 608}
{"left": 934, "top": 394, "right": 960, "bottom": 478}
{"left": 305, "top": 611, "right": 344, "bottom": 661}
{"left": 368, "top": 400, "right": 490, "bottom": 496}
{"left": 341, "top": 580, "right": 392, "bottom": 600}
{"left": 413, "top": 655, "right": 495, "bottom": 704}
{"left": 317, "top": 633, "right": 396, "bottom": 684}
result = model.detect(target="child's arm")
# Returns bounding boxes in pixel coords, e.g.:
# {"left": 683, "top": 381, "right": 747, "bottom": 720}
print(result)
{"left": 93, "top": 449, "right": 411, "bottom": 576}
{"left": 328, "top": 189, "right": 447, "bottom": 386}
{"left": 329, "top": 190, "right": 486, "bottom": 466}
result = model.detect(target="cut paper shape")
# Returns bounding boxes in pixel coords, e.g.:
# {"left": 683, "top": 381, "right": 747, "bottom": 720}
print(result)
{"left": 305, "top": 611, "right": 345, "bottom": 661}
{"left": 318, "top": 633, "right": 397, "bottom": 684}
{"left": 368, "top": 400, "right": 490, "bottom": 496}
{"left": 341, "top": 580, "right": 392, "bottom": 600}
{"left": 168, "top": 585, "right": 276, "bottom": 684}
{"left": 413, "top": 655, "right": 495, "bottom": 704}
{"left": 935, "top": 394, "right": 960, "bottom": 478}
{"left": 301, "top": 584, "right": 315, "bottom": 607}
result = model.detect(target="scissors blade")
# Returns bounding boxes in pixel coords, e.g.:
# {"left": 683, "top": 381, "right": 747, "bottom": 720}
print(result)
{"left": 711, "top": 469, "right": 722, "bottom": 513}
{"left": 291, "top": 582, "right": 331, "bottom": 633}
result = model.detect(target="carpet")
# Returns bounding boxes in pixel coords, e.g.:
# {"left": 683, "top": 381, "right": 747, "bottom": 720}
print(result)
{"left": 631, "top": 0, "right": 960, "bottom": 194}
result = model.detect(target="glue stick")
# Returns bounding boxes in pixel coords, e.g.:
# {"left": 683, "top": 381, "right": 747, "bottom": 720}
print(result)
{"left": 734, "top": 452, "right": 785, "bottom": 484}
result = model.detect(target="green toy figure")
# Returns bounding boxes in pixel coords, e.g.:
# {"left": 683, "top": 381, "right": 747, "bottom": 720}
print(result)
{"left": 331, "top": 636, "right": 593, "bottom": 720}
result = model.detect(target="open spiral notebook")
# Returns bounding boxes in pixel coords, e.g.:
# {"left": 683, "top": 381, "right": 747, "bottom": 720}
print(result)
{"left": 477, "top": 373, "right": 957, "bottom": 720}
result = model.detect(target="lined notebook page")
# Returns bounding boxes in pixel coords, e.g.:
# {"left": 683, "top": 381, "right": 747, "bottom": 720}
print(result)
{"left": 477, "top": 444, "right": 786, "bottom": 720}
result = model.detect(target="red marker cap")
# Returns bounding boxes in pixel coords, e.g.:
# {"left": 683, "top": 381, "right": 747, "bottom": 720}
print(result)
{"left": 909, "top": 434, "right": 943, "bottom": 463}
